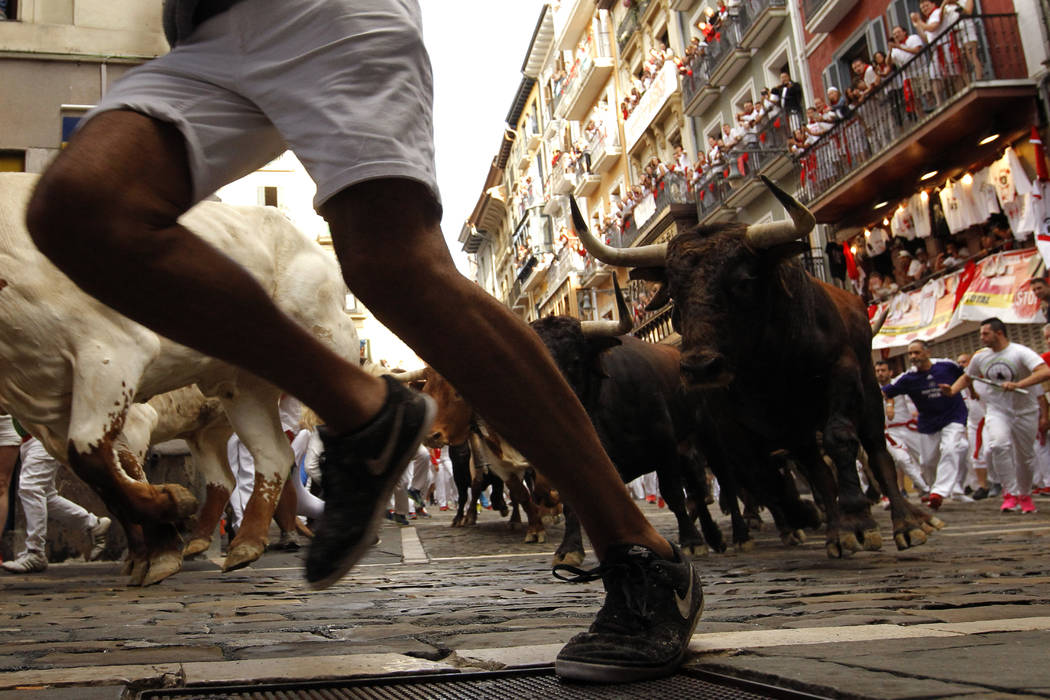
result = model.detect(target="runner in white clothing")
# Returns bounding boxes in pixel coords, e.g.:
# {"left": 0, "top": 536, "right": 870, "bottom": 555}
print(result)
{"left": 943, "top": 318, "right": 1050, "bottom": 513}
{"left": 875, "top": 361, "right": 929, "bottom": 496}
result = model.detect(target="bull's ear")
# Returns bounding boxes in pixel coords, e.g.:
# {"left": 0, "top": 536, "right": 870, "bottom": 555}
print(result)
{"left": 645, "top": 284, "right": 672, "bottom": 311}
{"left": 629, "top": 266, "right": 666, "bottom": 282}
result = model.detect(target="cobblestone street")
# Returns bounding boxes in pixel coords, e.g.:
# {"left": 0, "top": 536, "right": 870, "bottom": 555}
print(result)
{"left": 2, "top": 496, "right": 1050, "bottom": 698}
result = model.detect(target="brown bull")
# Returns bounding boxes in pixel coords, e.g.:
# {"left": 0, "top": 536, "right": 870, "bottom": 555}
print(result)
{"left": 571, "top": 178, "right": 943, "bottom": 557}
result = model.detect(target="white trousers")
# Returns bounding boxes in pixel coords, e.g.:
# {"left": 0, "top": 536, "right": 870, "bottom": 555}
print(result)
{"left": 18, "top": 439, "right": 98, "bottom": 554}
{"left": 227, "top": 431, "right": 322, "bottom": 528}
{"left": 1033, "top": 435, "right": 1050, "bottom": 489}
{"left": 431, "top": 449, "right": 455, "bottom": 507}
{"left": 642, "top": 471, "right": 659, "bottom": 498}
{"left": 392, "top": 446, "right": 433, "bottom": 515}
{"left": 886, "top": 427, "right": 929, "bottom": 493}
{"left": 983, "top": 409, "right": 1038, "bottom": 497}
{"left": 919, "top": 422, "right": 968, "bottom": 498}
{"left": 626, "top": 476, "right": 645, "bottom": 499}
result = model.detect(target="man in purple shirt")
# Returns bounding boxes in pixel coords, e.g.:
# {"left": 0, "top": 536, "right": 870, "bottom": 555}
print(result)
{"left": 882, "top": 340, "right": 969, "bottom": 510}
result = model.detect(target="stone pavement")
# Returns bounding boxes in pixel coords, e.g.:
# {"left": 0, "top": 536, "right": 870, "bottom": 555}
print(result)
{"left": 1, "top": 496, "right": 1049, "bottom": 698}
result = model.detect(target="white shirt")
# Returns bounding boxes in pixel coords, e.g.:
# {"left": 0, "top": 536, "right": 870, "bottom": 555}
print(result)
{"left": 890, "top": 34, "right": 924, "bottom": 68}
{"left": 922, "top": 7, "right": 944, "bottom": 42}
{"left": 966, "top": 343, "right": 1045, "bottom": 416}
{"left": 885, "top": 393, "right": 918, "bottom": 428}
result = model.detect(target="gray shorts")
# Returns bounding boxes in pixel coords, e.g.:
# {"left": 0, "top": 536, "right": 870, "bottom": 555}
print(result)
{"left": 85, "top": 0, "right": 439, "bottom": 209}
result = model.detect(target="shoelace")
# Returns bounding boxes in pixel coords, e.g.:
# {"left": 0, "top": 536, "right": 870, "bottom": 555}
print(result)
{"left": 553, "top": 558, "right": 656, "bottom": 622}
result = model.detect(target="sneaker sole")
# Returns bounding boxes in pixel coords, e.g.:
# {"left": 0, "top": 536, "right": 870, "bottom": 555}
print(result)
{"left": 555, "top": 580, "right": 705, "bottom": 683}
{"left": 307, "top": 394, "right": 436, "bottom": 591}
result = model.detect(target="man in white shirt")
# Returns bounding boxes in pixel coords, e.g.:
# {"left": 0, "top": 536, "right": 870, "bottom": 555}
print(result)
{"left": 942, "top": 318, "right": 1050, "bottom": 513}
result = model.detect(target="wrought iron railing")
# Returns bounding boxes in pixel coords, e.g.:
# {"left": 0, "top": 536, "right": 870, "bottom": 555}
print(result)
{"left": 616, "top": 0, "right": 649, "bottom": 53}
{"left": 632, "top": 305, "right": 675, "bottom": 344}
{"left": 795, "top": 13, "right": 1026, "bottom": 204}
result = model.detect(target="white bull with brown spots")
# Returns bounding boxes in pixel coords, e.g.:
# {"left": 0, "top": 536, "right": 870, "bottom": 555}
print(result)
{"left": 0, "top": 172, "right": 359, "bottom": 585}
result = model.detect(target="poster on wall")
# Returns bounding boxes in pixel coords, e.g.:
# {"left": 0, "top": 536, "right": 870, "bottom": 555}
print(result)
{"left": 872, "top": 270, "right": 964, "bottom": 349}
{"left": 954, "top": 248, "right": 1044, "bottom": 324}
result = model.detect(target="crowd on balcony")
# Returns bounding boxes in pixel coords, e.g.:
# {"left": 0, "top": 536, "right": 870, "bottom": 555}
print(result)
{"left": 620, "top": 40, "right": 688, "bottom": 119}
{"left": 794, "top": 0, "right": 984, "bottom": 168}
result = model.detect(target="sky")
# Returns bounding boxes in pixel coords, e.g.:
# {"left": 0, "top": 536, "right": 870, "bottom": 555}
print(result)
{"left": 420, "top": 2, "right": 549, "bottom": 275}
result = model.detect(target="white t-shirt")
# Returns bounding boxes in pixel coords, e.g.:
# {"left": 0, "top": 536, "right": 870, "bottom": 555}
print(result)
{"left": 910, "top": 192, "right": 932, "bottom": 238}
{"left": 890, "top": 34, "right": 924, "bottom": 69}
{"left": 922, "top": 7, "right": 944, "bottom": 42}
{"left": 885, "top": 393, "right": 918, "bottom": 428}
{"left": 966, "top": 342, "right": 1045, "bottom": 415}
{"left": 866, "top": 227, "right": 890, "bottom": 256}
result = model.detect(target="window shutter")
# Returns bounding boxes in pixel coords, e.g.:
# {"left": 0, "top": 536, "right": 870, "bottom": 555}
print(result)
{"left": 867, "top": 17, "right": 888, "bottom": 57}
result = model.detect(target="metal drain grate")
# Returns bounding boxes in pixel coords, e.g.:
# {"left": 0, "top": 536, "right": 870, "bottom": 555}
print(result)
{"left": 138, "top": 667, "right": 827, "bottom": 700}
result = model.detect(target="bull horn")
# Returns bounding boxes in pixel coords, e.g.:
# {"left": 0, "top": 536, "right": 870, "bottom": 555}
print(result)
{"left": 570, "top": 196, "right": 666, "bottom": 268}
{"left": 390, "top": 367, "right": 426, "bottom": 383}
{"left": 745, "top": 176, "right": 816, "bottom": 249}
{"left": 581, "top": 277, "right": 632, "bottom": 337}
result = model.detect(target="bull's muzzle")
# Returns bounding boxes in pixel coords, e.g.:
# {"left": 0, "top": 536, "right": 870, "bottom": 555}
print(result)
{"left": 680, "top": 352, "right": 733, "bottom": 388}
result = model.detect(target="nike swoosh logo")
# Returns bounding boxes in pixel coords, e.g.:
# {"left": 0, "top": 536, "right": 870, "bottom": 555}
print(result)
{"left": 365, "top": 404, "right": 405, "bottom": 476}
{"left": 675, "top": 571, "right": 695, "bottom": 620}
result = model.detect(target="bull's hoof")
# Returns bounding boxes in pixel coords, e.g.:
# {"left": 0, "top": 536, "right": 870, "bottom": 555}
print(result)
{"left": 524, "top": 532, "right": 538, "bottom": 544}
{"left": 553, "top": 550, "right": 585, "bottom": 568}
{"left": 734, "top": 539, "right": 755, "bottom": 553}
{"left": 126, "top": 558, "right": 148, "bottom": 587}
{"left": 781, "top": 529, "right": 806, "bottom": 546}
{"left": 928, "top": 516, "right": 946, "bottom": 530}
{"left": 839, "top": 532, "right": 862, "bottom": 554}
{"left": 120, "top": 557, "right": 136, "bottom": 577}
{"left": 893, "top": 526, "right": 928, "bottom": 550}
{"left": 862, "top": 529, "right": 883, "bottom": 551}
{"left": 159, "top": 483, "right": 199, "bottom": 521}
{"left": 223, "top": 542, "right": 264, "bottom": 572}
{"left": 536, "top": 531, "right": 547, "bottom": 544}
{"left": 825, "top": 541, "right": 850, "bottom": 559}
{"left": 920, "top": 522, "right": 935, "bottom": 534}
{"left": 183, "top": 537, "right": 212, "bottom": 558}
{"left": 681, "top": 542, "right": 709, "bottom": 557}
{"left": 498, "top": 506, "right": 510, "bottom": 517}
{"left": 142, "top": 551, "right": 183, "bottom": 586}
{"left": 451, "top": 515, "right": 463, "bottom": 527}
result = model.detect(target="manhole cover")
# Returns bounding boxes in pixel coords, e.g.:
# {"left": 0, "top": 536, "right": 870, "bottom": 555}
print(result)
{"left": 138, "top": 666, "right": 827, "bottom": 699}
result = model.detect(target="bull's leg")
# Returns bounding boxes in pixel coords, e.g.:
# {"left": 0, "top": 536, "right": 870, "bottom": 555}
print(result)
{"left": 656, "top": 467, "right": 706, "bottom": 556}
{"left": 504, "top": 473, "right": 546, "bottom": 544}
{"left": 553, "top": 500, "right": 585, "bottom": 567}
{"left": 677, "top": 450, "right": 726, "bottom": 554}
{"left": 810, "top": 420, "right": 875, "bottom": 557}
{"left": 449, "top": 442, "right": 471, "bottom": 527}
{"left": 183, "top": 423, "right": 235, "bottom": 557}
{"left": 857, "top": 391, "right": 942, "bottom": 549}
{"left": 740, "top": 489, "right": 764, "bottom": 533}
{"left": 220, "top": 380, "right": 290, "bottom": 571}
{"left": 489, "top": 473, "right": 509, "bottom": 517}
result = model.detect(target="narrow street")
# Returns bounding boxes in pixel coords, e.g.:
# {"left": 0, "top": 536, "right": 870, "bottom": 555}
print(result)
{"left": 2, "top": 497, "right": 1049, "bottom": 698}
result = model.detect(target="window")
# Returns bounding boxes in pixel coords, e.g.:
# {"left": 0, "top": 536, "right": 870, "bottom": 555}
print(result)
{"left": 0, "top": 1, "right": 17, "bottom": 20}
{"left": 822, "top": 18, "right": 889, "bottom": 96}
{"left": 259, "top": 186, "right": 278, "bottom": 207}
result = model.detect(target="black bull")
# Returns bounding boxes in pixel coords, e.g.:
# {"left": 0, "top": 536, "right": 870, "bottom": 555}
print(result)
{"left": 571, "top": 177, "right": 944, "bottom": 556}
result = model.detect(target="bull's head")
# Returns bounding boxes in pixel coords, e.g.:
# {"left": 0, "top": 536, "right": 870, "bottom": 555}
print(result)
{"left": 530, "top": 278, "right": 631, "bottom": 402}
{"left": 392, "top": 366, "right": 473, "bottom": 447}
{"left": 571, "top": 176, "right": 814, "bottom": 390}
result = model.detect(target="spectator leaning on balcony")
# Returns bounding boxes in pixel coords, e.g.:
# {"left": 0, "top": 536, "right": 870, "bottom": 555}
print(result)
{"left": 943, "top": 0, "right": 981, "bottom": 79}
{"left": 761, "top": 87, "right": 782, "bottom": 121}
{"left": 778, "top": 71, "right": 805, "bottom": 130}
{"left": 912, "top": 0, "right": 950, "bottom": 104}
{"left": 887, "top": 26, "right": 925, "bottom": 122}
{"left": 826, "top": 88, "right": 850, "bottom": 120}
{"left": 805, "top": 107, "right": 834, "bottom": 138}
{"left": 851, "top": 58, "right": 880, "bottom": 101}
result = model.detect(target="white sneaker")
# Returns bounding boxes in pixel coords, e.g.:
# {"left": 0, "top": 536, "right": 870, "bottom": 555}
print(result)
{"left": 88, "top": 516, "right": 111, "bottom": 561}
{"left": 2, "top": 550, "right": 47, "bottom": 573}
{"left": 955, "top": 494, "right": 975, "bottom": 503}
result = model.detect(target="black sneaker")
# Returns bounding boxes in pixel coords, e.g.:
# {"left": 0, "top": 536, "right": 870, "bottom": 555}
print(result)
{"left": 971, "top": 486, "right": 989, "bottom": 501}
{"left": 305, "top": 374, "right": 435, "bottom": 589}
{"left": 553, "top": 543, "right": 703, "bottom": 683}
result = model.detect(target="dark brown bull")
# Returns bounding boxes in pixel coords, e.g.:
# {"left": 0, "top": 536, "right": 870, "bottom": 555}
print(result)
{"left": 571, "top": 179, "right": 943, "bottom": 557}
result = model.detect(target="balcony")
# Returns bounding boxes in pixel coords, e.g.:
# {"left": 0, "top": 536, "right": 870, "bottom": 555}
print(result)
{"left": 574, "top": 172, "right": 602, "bottom": 197}
{"left": 543, "top": 245, "right": 584, "bottom": 304}
{"left": 508, "top": 278, "right": 527, "bottom": 311}
{"left": 616, "top": 0, "right": 649, "bottom": 54}
{"left": 524, "top": 116, "right": 542, "bottom": 151}
{"left": 624, "top": 61, "right": 681, "bottom": 152}
{"left": 803, "top": 0, "right": 860, "bottom": 35}
{"left": 794, "top": 14, "right": 1035, "bottom": 228}
{"left": 739, "top": 0, "right": 788, "bottom": 50}
{"left": 553, "top": 0, "right": 594, "bottom": 51}
{"left": 585, "top": 123, "right": 622, "bottom": 173}
{"left": 512, "top": 207, "right": 554, "bottom": 282}
{"left": 633, "top": 172, "right": 696, "bottom": 242}
{"left": 544, "top": 116, "right": 565, "bottom": 144}
{"left": 559, "top": 36, "right": 615, "bottom": 122}
{"left": 550, "top": 157, "right": 579, "bottom": 195}
{"left": 705, "top": 11, "right": 751, "bottom": 87}
{"left": 632, "top": 305, "right": 678, "bottom": 345}
{"left": 695, "top": 171, "right": 735, "bottom": 224}
{"left": 682, "top": 53, "right": 720, "bottom": 117}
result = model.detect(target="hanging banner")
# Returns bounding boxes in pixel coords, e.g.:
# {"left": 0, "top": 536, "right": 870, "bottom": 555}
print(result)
{"left": 872, "top": 270, "right": 964, "bottom": 349}
{"left": 954, "top": 248, "right": 1044, "bottom": 323}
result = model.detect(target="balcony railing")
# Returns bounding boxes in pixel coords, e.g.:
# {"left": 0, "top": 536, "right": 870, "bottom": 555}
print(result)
{"left": 616, "top": 1, "right": 649, "bottom": 53}
{"left": 801, "top": 0, "right": 830, "bottom": 27}
{"left": 795, "top": 14, "right": 1027, "bottom": 205}
{"left": 632, "top": 305, "right": 675, "bottom": 344}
